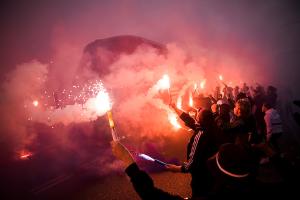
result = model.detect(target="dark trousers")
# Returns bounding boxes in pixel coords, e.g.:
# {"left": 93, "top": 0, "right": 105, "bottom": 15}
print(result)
{"left": 269, "top": 133, "right": 282, "bottom": 153}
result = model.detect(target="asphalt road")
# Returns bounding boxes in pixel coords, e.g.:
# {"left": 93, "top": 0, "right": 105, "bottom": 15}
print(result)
{"left": 34, "top": 171, "right": 192, "bottom": 200}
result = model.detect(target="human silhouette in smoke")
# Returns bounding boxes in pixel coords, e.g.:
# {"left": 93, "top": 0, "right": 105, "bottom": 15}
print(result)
{"left": 293, "top": 100, "right": 300, "bottom": 126}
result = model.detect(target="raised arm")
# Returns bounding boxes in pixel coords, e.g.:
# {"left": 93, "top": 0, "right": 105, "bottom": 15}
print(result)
{"left": 111, "top": 141, "right": 184, "bottom": 200}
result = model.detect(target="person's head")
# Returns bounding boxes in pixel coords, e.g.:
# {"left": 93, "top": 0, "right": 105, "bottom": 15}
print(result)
{"left": 234, "top": 86, "right": 239, "bottom": 92}
{"left": 216, "top": 100, "right": 230, "bottom": 115}
{"left": 193, "top": 96, "right": 212, "bottom": 110}
{"left": 234, "top": 98, "right": 251, "bottom": 118}
{"left": 219, "top": 104, "right": 231, "bottom": 118}
{"left": 267, "top": 85, "right": 277, "bottom": 94}
{"left": 197, "top": 109, "right": 215, "bottom": 128}
{"left": 262, "top": 102, "right": 272, "bottom": 112}
{"left": 253, "top": 85, "right": 264, "bottom": 96}
{"left": 236, "top": 92, "right": 246, "bottom": 101}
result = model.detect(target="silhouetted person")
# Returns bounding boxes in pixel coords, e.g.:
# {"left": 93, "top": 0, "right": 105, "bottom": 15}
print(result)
{"left": 262, "top": 102, "right": 283, "bottom": 154}
{"left": 252, "top": 85, "right": 266, "bottom": 137}
{"left": 293, "top": 100, "right": 300, "bottom": 126}
{"left": 265, "top": 86, "right": 278, "bottom": 108}
{"left": 224, "top": 98, "right": 257, "bottom": 146}
{"left": 111, "top": 141, "right": 256, "bottom": 200}
{"left": 168, "top": 104, "right": 219, "bottom": 198}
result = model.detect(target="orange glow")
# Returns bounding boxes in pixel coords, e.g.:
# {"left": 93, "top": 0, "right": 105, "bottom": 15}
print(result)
{"left": 33, "top": 100, "right": 39, "bottom": 107}
{"left": 107, "top": 110, "right": 115, "bottom": 129}
{"left": 168, "top": 112, "right": 181, "bottom": 130}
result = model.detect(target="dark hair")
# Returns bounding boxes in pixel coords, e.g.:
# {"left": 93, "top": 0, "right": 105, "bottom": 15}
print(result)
{"left": 198, "top": 109, "right": 215, "bottom": 129}
{"left": 263, "top": 102, "right": 272, "bottom": 109}
{"left": 236, "top": 98, "right": 251, "bottom": 118}
{"left": 236, "top": 92, "right": 246, "bottom": 101}
{"left": 267, "top": 85, "right": 277, "bottom": 93}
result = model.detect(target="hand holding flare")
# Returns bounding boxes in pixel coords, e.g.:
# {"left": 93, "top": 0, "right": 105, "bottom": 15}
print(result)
{"left": 111, "top": 141, "right": 134, "bottom": 166}
{"left": 138, "top": 153, "right": 167, "bottom": 166}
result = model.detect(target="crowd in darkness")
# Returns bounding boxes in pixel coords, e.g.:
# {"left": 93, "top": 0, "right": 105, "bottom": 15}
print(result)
{"left": 111, "top": 82, "right": 298, "bottom": 200}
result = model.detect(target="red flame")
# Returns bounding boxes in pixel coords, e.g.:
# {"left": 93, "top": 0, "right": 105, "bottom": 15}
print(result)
{"left": 219, "top": 74, "right": 223, "bottom": 81}
{"left": 168, "top": 112, "right": 181, "bottom": 130}
{"left": 189, "top": 92, "right": 193, "bottom": 107}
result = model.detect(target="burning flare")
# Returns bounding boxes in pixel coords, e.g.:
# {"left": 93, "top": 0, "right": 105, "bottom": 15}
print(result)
{"left": 32, "top": 100, "right": 39, "bottom": 107}
{"left": 176, "top": 96, "right": 182, "bottom": 109}
{"left": 219, "top": 74, "right": 223, "bottom": 81}
{"left": 107, "top": 110, "right": 115, "bottom": 129}
{"left": 200, "top": 79, "right": 206, "bottom": 89}
{"left": 139, "top": 153, "right": 167, "bottom": 166}
{"left": 95, "top": 90, "right": 112, "bottom": 114}
{"left": 18, "top": 149, "right": 33, "bottom": 160}
{"left": 168, "top": 111, "right": 181, "bottom": 130}
{"left": 189, "top": 92, "right": 193, "bottom": 107}
{"left": 157, "top": 74, "right": 170, "bottom": 90}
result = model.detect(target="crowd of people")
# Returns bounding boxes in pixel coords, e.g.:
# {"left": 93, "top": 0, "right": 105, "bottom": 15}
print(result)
{"left": 111, "top": 83, "right": 288, "bottom": 200}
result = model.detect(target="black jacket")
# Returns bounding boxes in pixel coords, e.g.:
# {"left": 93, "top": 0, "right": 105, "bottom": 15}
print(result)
{"left": 179, "top": 112, "right": 218, "bottom": 197}
{"left": 126, "top": 163, "right": 184, "bottom": 200}
{"left": 125, "top": 163, "right": 255, "bottom": 200}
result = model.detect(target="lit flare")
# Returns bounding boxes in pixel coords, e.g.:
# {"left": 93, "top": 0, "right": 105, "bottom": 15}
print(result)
{"left": 200, "top": 79, "right": 206, "bottom": 89}
{"left": 219, "top": 75, "right": 223, "bottom": 81}
{"left": 139, "top": 153, "right": 167, "bottom": 166}
{"left": 189, "top": 92, "right": 193, "bottom": 107}
{"left": 19, "top": 150, "right": 33, "bottom": 160}
{"left": 168, "top": 112, "right": 181, "bottom": 130}
{"left": 157, "top": 74, "right": 170, "bottom": 90}
{"left": 176, "top": 96, "right": 182, "bottom": 109}
{"left": 33, "top": 100, "right": 39, "bottom": 107}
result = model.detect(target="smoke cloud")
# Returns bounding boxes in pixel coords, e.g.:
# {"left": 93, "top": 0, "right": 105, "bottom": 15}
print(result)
{"left": 1, "top": 1, "right": 300, "bottom": 191}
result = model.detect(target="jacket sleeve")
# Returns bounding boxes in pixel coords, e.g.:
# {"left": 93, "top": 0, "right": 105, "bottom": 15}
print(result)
{"left": 181, "top": 131, "right": 203, "bottom": 173}
{"left": 125, "top": 163, "right": 184, "bottom": 200}
{"left": 179, "top": 112, "right": 198, "bottom": 131}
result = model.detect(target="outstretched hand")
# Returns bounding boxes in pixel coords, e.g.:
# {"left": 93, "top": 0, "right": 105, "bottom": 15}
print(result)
{"left": 165, "top": 164, "right": 182, "bottom": 172}
{"left": 111, "top": 141, "right": 135, "bottom": 167}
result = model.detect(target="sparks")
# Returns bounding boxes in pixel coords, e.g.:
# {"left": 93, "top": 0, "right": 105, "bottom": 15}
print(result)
{"left": 95, "top": 89, "right": 112, "bottom": 113}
